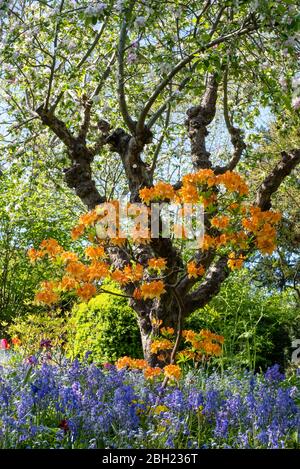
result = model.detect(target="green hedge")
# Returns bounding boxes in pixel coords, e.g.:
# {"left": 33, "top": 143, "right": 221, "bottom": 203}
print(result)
{"left": 71, "top": 285, "right": 142, "bottom": 363}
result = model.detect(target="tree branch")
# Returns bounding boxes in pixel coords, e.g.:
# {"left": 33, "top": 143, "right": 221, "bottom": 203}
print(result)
{"left": 183, "top": 256, "right": 229, "bottom": 314}
{"left": 214, "top": 66, "right": 246, "bottom": 174}
{"left": 45, "top": 0, "right": 65, "bottom": 109}
{"left": 136, "top": 23, "right": 258, "bottom": 136}
{"left": 255, "top": 149, "right": 300, "bottom": 211}
{"left": 186, "top": 73, "right": 218, "bottom": 169}
{"left": 117, "top": 2, "right": 136, "bottom": 134}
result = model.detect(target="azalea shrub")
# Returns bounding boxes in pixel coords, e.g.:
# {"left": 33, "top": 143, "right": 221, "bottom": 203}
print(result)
{"left": 0, "top": 355, "right": 299, "bottom": 449}
{"left": 27, "top": 169, "right": 283, "bottom": 371}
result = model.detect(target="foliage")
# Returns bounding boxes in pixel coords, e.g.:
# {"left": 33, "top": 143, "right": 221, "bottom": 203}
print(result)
{"left": 6, "top": 309, "right": 77, "bottom": 358}
{"left": 0, "top": 168, "right": 78, "bottom": 327}
{"left": 71, "top": 285, "right": 143, "bottom": 363}
{"left": 0, "top": 356, "right": 299, "bottom": 449}
{"left": 185, "top": 270, "right": 299, "bottom": 370}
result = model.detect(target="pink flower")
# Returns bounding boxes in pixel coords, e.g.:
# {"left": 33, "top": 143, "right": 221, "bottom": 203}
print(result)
{"left": 0, "top": 339, "right": 10, "bottom": 350}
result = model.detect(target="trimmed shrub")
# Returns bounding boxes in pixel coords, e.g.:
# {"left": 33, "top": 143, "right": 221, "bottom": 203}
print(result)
{"left": 71, "top": 285, "right": 142, "bottom": 363}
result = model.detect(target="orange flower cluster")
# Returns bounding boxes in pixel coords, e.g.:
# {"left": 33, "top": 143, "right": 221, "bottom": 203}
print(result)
{"left": 28, "top": 238, "right": 63, "bottom": 262}
{"left": 87, "top": 261, "right": 109, "bottom": 281}
{"left": 76, "top": 283, "right": 96, "bottom": 301}
{"left": 35, "top": 281, "right": 59, "bottom": 305}
{"left": 60, "top": 251, "right": 78, "bottom": 263}
{"left": 85, "top": 245, "right": 106, "bottom": 259}
{"left": 111, "top": 263, "right": 144, "bottom": 285}
{"left": 11, "top": 337, "right": 21, "bottom": 347}
{"left": 187, "top": 261, "right": 205, "bottom": 279}
{"left": 150, "top": 339, "right": 173, "bottom": 354}
{"left": 144, "top": 367, "right": 162, "bottom": 380}
{"left": 139, "top": 182, "right": 175, "bottom": 204}
{"left": 115, "top": 356, "right": 147, "bottom": 370}
{"left": 71, "top": 224, "right": 85, "bottom": 240}
{"left": 160, "top": 327, "right": 175, "bottom": 336}
{"left": 139, "top": 170, "right": 249, "bottom": 206}
{"left": 163, "top": 364, "right": 181, "bottom": 381}
{"left": 211, "top": 215, "right": 230, "bottom": 230}
{"left": 148, "top": 257, "right": 167, "bottom": 271}
{"left": 181, "top": 328, "right": 224, "bottom": 358}
{"left": 140, "top": 280, "right": 166, "bottom": 300}
{"left": 227, "top": 252, "right": 246, "bottom": 270}
{"left": 242, "top": 206, "right": 281, "bottom": 255}
{"left": 217, "top": 171, "right": 249, "bottom": 195}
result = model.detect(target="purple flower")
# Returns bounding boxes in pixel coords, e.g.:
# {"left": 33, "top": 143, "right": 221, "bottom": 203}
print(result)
{"left": 40, "top": 339, "right": 52, "bottom": 349}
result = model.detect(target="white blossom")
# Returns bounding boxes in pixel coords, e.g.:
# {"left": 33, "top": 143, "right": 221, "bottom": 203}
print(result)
{"left": 159, "top": 63, "right": 172, "bottom": 75}
{"left": 134, "top": 16, "right": 146, "bottom": 28}
{"left": 292, "top": 96, "right": 300, "bottom": 110}
{"left": 278, "top": 77, "right": 287, "bottom": 90}
{"left": 92, "top": 95, "right": 100, "bottom": 103}
{"left": 127, "top": 51, "right": 138, "bottom": 64}
{"left": 115, "top": 0, "right": 124, "bottom": 12}
{"left": 94, "top": 3, "right": 107, "bottom": 14}
{"left": 292, "top": 76, "right": 300, "bottom": 89}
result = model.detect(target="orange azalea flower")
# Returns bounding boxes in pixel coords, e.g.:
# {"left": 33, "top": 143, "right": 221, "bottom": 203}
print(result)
{"left": 200, "top": 234, "right": 215, "bottom": 251}
{"left": 177, "top": 183, "right": 199, "bottom": 203}
{"left": 139, "top": 187, "right": 155, "bottom": 204}
{"left": 115, "top": 356, "right": 147, "bottom": 370}
{"left": 11, "top": 337, "right": 21, "bottom": 347}
{"left": 65, "top": 261, "right": 88, "bottom": 280}
{"left": 140, "top": 280, "right": 166, "bottom": 300}
{"left": 187, "top": 261, "right": 205, "bottom": 279}
{"left": 123, "top": 264, "right": 144, "bottom": 282}
{"left": 111, "top": 269, "right": 129, "bottom": 285}
{"left": 144, "top": 367, "right": 162, "bottom": 379}
{"left": 148, "top": 258, "right": 167, "bottom": 271}
{"left": 160, "top": 327, "right": 175, "bottom": 336}
{"left": 40, "top": 238, "right": 63, "bottom": 257}
{"left": 109, "top": 236, "right": 127, "bottom": 246}
{"left": 85, "top": 245, "right": 106, "bottom": 259}
{"left": 150, "top": 339, "right": 173, "bottom": 354}
{"left": 27, "top": 248, "right": 44, "bottom": 263}
{"left": 115, "top": 356, "right": 132, "bottom": 369}
{"left": 76, "top": 283, "right": 96, "bottom": 301}
{"left": 194, "top": 168, "right": 215, "bottom": 185}
{"left": 133, "top": 287, "right": 142, "bottom": 300}
{"left": 153, "top": 181, "right": 175, "bottom": 200}
{"left": 211, "top": 215, "right": 230, "bottom": 230}
{"left": 216, "top": 171, "right": 249, "bottom": 195}
{"left": 255, "top": 224, "right": 277, "bottom": 255}
{"left": 71, "top": 224, "right": 85, "bottom": 240}
{"left": 60, "top": 275, "right": 78, "bottom": 291}
{"left": 151, "top": 318, "right": 163, "bottom": 327}
{"left": 35, "top": 290, "right": 59, "bottom": 305}
{"left": 130, "top": 358, "right": 148, "bottom": 369}
{"left": 178, "top": 350, "right": 198, "bottom": 361}
{"left": 200, "top": 329, "right": 224, "bottom": 343}
{"left": 60, "top": 251, "right": 78, "bottom": 263}
{"left": 228, "top": 202, "right": 239, "bottom": 211}
{"left": 87, "top": 261, "right": 109, "bottom": 281}
{"left": 227, "top": 252, "right": 246, "bottom": 270}
{"left": 79, "top": 210, "right": 98, "bottom": 226}
{"left": 201, "top": 193, "right": 217, "bottom": 208}
{"left": 182, "top": 329, "right": 197, "bottom": 342}
{"left": 163, "top": 364, "right": 181, "bottom": 381}
{"left": 233, "top": 231, "right": 248, "bottom": 250}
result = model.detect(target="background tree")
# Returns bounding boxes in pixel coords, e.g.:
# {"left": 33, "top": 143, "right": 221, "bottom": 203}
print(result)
{"left": 0, "top": 0, "right": 299, "bottom": 364}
